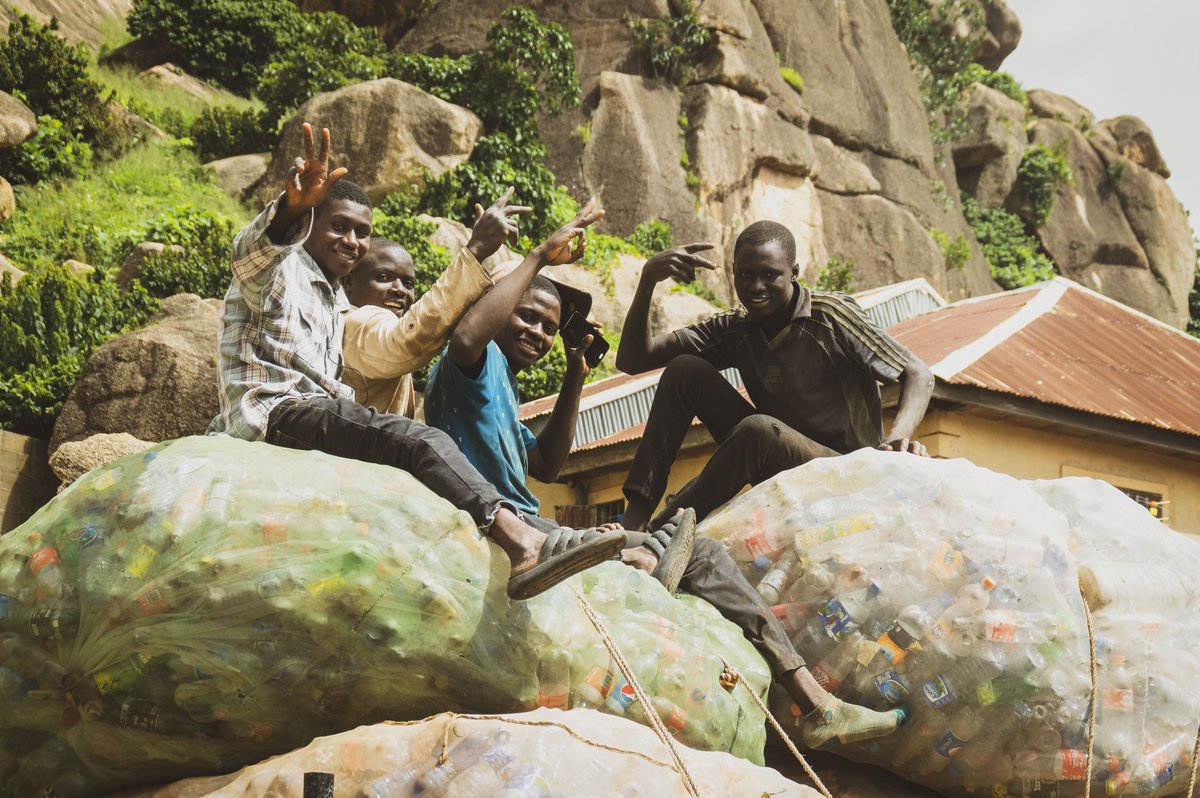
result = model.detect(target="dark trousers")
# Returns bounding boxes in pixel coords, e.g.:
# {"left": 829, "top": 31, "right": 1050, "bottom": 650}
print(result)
{"left": 524, "top": 513, "right": 806, "bottom": 675}
{"left": 623, "top": 355, "right": 839, "bottom": 528}
{"left": 266, "top": 397, "right": 508, "bottom": 528}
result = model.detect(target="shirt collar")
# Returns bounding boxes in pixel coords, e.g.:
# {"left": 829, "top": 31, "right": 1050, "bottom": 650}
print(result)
{"left": 298, "top": 247, "right": 351, "bottom": 311}
{"left": 791, "top": 282, "right": 812, "bottom": 320}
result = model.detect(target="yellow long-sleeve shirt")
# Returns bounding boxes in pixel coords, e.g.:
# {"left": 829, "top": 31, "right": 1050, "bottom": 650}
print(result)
{"left": 342, "top": 247, "right": 497, "bottom": 417}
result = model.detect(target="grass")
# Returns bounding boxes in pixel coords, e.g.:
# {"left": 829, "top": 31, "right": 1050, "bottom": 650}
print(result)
{"left": 89, "top": 19, "right": 260, "bottom": 135}
{"left": 0, "top": 140, "right": 253, "bottom": 272}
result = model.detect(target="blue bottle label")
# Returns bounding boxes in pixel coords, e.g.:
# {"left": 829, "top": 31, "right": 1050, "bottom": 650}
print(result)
{"left": 874, "top": 670, "right": 909, "bottom": 705}
{"left": 608, "top": 678, "right": 636, "bottom": 711}
{"left": 933, "top": 728, "right": 968, "bottom": 758}
{"left": 818, "top": 598, "right": 857, "bottom": 639}
{"left": 0, "top": 594, "right": 9, "bottom": 621}
{"left": 922, "top": 676, "right": 956, "bottom": 708}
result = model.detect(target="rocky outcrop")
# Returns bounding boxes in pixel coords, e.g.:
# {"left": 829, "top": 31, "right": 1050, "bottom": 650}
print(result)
{"left": 62, "top": 259, "right": 95, "bottom": 278}
{"left": 259, "top": 78, "right": 482, "bottom": 204}
{"left": 1027, "top": 89, "right": 1094, "bottom": 130}
{"left": 50, "top": 294, "right": 222, "bottom": 451}
{"left": 0, "top": 90, "right": 36, "bottom": 149}
{"left": 413, "top": 213, "right": 517, "bottom": 275}
{"left": 544, "top": 254, "right": 721, "bottom": 337}
{"left": 206, "top": 152, "right": 270, "bottom": 199}
{"left": 973, "top": 0, "right": 1022, "bottom": 70}
{"left": 138, "top": 63, "right": 220, "bottom": 102}
{"left": 0, "top": 176, "right": 14, "bottom": 221}
{"left": 0, "top": 0, "right": 131, "bottom": 47}
{"left": 1095, "top": 115, "right": 1170, "bottom": 178}
{"left": 953, "top": 83, "right": 1027, "bottom": 208}
{"left": 48, "top": 432, "right": 153, "bottom": 490}
{"left": 581, "top": 73, "right": 704, "bottom": 247}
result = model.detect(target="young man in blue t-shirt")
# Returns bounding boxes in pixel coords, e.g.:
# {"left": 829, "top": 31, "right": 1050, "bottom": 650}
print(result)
{"left": 423, "top": 226, "right": 905, "bottom": 748}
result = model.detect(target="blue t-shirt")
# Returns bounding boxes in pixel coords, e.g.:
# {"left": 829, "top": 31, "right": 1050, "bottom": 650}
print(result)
{"left": 425, "top": 341, "right": 540, "bottom": 516}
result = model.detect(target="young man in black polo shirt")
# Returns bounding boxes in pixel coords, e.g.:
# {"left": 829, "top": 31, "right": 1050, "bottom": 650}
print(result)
{"left": 615, "top": 220, "right": 934, "bottom": 746}
{"left": 616, "top": 220, "right": 934, "bottom": 532}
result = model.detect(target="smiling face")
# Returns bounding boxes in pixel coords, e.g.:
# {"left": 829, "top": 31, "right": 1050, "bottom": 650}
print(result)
{"left": 733, "top": 239, "right": 799, "bottom": 322}
{"left": 496, "top": 286, "right": 561, "bottom": 372}
{"left": 344, "top": 244, "right": 416, "bottom": 316}
{"left": 305, "top": 197, "right": 373, "bottom": 282}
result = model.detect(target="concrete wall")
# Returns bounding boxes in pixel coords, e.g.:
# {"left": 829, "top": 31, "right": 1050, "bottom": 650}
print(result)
{"left": 529, "top": 408, "right": 1200, "bottom": 536}
{"left": 0, "top": 431, "right": 57, "bottom": 534}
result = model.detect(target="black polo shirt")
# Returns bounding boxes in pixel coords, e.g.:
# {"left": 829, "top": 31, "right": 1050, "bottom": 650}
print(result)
{"left": 674, "top": 285, "right": 910, "bottom": 454}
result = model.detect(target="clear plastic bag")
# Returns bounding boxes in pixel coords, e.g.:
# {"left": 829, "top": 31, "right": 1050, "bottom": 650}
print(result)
{"left": 0, "top": 436, "right": 770, "bottom": 797}
{"left": 699, "top": 449, "right": 1200, "bottom": 797}
{"left": 113, "top": 708, "right": 819, "bottom": 798}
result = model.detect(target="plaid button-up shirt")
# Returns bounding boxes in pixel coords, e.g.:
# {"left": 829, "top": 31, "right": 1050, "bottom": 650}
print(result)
{"left": 207, "top": 196, "right": 355, "bottom": 441}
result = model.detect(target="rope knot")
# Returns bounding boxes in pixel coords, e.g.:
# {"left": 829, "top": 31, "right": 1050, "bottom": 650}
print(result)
{"left": 719, "top": 665, "right": 740, "bottom": 690}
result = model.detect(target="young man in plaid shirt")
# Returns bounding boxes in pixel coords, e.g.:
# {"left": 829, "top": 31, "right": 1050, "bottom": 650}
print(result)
{"left": 208, "top": 123, "right": 637, "bottom": 600}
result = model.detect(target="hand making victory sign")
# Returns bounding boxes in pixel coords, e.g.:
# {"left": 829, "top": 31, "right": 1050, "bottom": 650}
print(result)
{"left": 268, "top": 123, "right": 349, "bottom": 244}
{"left": 466, "top": 187, "right": 533, "bottom": 265}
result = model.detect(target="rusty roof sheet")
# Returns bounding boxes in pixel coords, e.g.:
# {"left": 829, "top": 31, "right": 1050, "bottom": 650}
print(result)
{"left": 891, "top": 278, "right": 1200, "bottom": 438}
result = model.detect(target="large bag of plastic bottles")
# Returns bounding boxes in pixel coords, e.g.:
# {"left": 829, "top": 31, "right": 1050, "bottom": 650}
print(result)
{"left": 699, "top": 449, "right": 1200, "bottom": 798}
{"left": 0, "top": 436, "right": 770, "bottom": 797}
{"left": 111, "top": 708, "right": 820, "bottom": 797}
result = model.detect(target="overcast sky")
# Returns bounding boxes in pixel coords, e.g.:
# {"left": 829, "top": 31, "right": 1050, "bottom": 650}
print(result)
{"left": 1003, "top": 1, "right": 1199, "bottom": 233}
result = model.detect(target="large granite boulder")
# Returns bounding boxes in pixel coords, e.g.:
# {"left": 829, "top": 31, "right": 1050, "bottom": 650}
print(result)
{"left": 953, "top": 83, "right": 1029, "bottom": 208}
{"left": 412, "top": 213, "right": 517, "bottom": 275}
{"left": 580, "top": 72, "right": 704, "bottom": 246}
{"left": 205, "top": 152, "right": 270, "bottom": 199}
{"left": 0, "top": 176, "right": 14, "bottom": 221}
{"left": 756, "top": 0, "right": 934, "bottom": 168}
{"left": 48, "top": 432, "right": 153, "bottom": 490}
{"left": 818, "top": 191, "right": 948, "bottom": 292}
{"left": 0, "top": 0, "right": 130, "bottom": 47}
{"left": 1027, "top": 88, "right": 1095, "bottom": 130}
{"left": 1092, "top": 148, "right": 1194, "bottom": 328}
{"left": 1010, "top": 119, "right": 1148, "bottom": 275}
{"left": 544, "top": 254, "right": 722, "bottom": 337}
{"left": 0, "top": 90, "right": 36, "bottom": 149}
{"left": 138, "top": 63, "right": 219, "bottom": 102}
{"left": 259, "top": 78, "right": 482, "bottom": 204}
{"left": 1095, "top": 115, "right": 1170, "bottom": 178}
{"left": 973, "top": 0, "right": 1022, "bottom": 70}
{"left": 50, "top": 294, "right": 222, "bottom": 451}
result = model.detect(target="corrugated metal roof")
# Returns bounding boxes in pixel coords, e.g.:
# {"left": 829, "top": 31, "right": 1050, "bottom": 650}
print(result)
{"left": 521, "top": 279, "right": 949, "bottom": 452}
{"left": 891, "top": 278, "right": 1200, "bottom": 438}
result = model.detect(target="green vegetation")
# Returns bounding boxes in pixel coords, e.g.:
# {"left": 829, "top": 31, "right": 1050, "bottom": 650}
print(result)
{"left": 886, "top": 0, "right": 982, "bottom": 143}
{"left": 1018, "top": 143, "right": 1073, "bottom": 226}
{"left": 0, "top": 141, "right": 248, "bottom": 272}
{"left": 816, "top": 257, "right": 855, "bottom": 293}
{"left": 0, "top": 14, "right": 103, "bottom": 139}
{"left": 627, "top": 1, "right": 714, "bottom": 85}
{"left": 962, "top": 195, "right": 1055, "bottom": 290}
{"left": 127, "top": 0, "right": 304, "bottom": 95}
{"left": 188, "top": 106, "right": 275, "bottom": 162}
{"left": 931, "top": 227, "right": 970, "bottom": 270}
{"left": 1189, "top": 245, "right": 1200, "bottom": 339}
{"left": 0, "top": 116, "right": 94, "bottom": 185}
{"left": 1105, "top": 158, "right": 1128, "bottom": 186}
{"left": 960, "top": 63, "right": 1028, "bottom": 107}
{"left": 779, "top": 67, "right": 805, "bottom": 94}
{"left": 0, "top": 267, "right": 157, "bottom": 436}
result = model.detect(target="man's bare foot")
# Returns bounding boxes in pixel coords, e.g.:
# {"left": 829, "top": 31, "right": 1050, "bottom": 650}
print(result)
{"left": 621, "top": 546, "right": 659, "bottom": 573}
{"left": 489, "top": 508, "right": 546, "bottom": 573}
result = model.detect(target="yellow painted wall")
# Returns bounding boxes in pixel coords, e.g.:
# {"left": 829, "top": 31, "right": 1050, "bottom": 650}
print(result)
{"left": 914, "top": 410, "right": 1200, "bottom": 536}
{"left": 530, "top": 445, "right": 716, "bottom": 524}
{"left": 529, "top": 409, "right": 1200, "bottom": 535}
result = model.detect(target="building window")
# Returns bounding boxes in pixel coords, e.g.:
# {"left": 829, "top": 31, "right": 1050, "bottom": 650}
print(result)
{"left": 554, "top": 499, "right": 626, "bottom": 528}
{"left": 1116, "top": 487, "right": 1169, "bottom": 523}
{"left": 1060, "top": 466, "right": 1170, "bottom": 526}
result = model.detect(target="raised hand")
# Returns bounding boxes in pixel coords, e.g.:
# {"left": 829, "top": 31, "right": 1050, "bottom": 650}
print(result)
{"left": 538, "top": 199, "right": 605, "bottom": 266}
{"left": 467, "top": 187, "right": 534, "bottom": 263}
{"left": 284, "top": 123, "right": 348, "bottom": 212}
{"left": 641, "top": 242, "right": 717, "bottom": 285}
